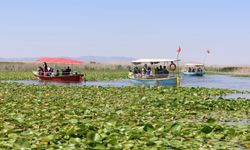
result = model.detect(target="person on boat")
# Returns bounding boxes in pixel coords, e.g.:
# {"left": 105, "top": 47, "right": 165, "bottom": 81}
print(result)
{"left": 37, "top": 66, "right": 44, "bottom": 75}
{"left": 155, "top": 67, "right": 159, "bottom": 74}
{"left": 143, "top": 64, "right": 147, "bottom": 74}
{"left": 128, "top": 69, "right": 133, "bottom": 77}
{"left": 146, "top": 67, "right": 151, "bottom": 77}
{"left": 65, "top": 66, "right": 71, "bottom": 75}
{"left": 46, "top": 67, "right": 53, "bottom": 76}
{"left": 163, "top": 66, "right": 169, "bottom": 74}
{"left": 197, "top": 67, "right": 202, "bottom": 72}
{"left": 53, "top": 69, "right": 60, "bottom": 76}
{"left": 141, "top": 67, "right": 145, "bottom": 76}
{"left": 159, "top": 65, "right": 163, "bottom": 74}
{"left": 133, "top": 66, "right": 139, "bottom": 74}
{"left": 43, "top": 62, "right": 48, "bottom": 72}
{"left": 192, "top": 68, "right": 195, "bottom": 72}
{"left": 188, "top": 67, "right": 192, "bottom": 72}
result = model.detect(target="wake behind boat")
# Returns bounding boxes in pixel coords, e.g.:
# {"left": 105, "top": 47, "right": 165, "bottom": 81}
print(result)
{"left": 128, "top": 59, "right": 181, "bottom": 86}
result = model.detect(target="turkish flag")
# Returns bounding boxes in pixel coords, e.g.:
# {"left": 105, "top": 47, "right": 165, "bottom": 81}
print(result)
{"left": 177, "top": 46, "right": 181, "bottom": 54}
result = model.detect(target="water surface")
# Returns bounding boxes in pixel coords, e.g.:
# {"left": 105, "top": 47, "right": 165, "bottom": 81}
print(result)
{"left": 1, "top": 75, "right": 250, "bottom": 91}
{"left": 182, "top": 75, "right": 250, "bottom": 91}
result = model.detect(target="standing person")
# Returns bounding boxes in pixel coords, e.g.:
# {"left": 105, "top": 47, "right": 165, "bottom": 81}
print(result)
{"left": 43, "top": 62, "right": 48, "bottom": 72}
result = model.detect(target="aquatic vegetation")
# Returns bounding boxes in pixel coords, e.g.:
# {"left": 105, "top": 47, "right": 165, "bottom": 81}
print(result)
{"left": 0, "top": 83, "right": 249, "bottom": 149}
{"left": 0, "top": 71, "right": 34, "bottom": 80}
{"left": 83, "top": 70, "right": 128, "bottom": 81}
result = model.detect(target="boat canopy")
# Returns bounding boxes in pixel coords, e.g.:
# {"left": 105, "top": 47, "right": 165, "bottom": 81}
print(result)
{"left": 37, "top": 57, "right": 83, "bottom": 64}
{"left": 132, "top": 59, "right": 179, "bottom": 64}
{"left": 184, "top": 63, "right": 204, "bottom": 67}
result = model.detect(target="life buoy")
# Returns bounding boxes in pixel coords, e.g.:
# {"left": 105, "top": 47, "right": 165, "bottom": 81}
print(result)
{"left": 170, "top": 63, "right": 176, "bottom": 71}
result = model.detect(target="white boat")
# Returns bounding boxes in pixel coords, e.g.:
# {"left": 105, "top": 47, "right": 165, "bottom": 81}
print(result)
{"left": 182, "top": 63, "right": 205, "bottom": 76}
{"left": 128, "top": 59, "right": 181, "bottom": 86}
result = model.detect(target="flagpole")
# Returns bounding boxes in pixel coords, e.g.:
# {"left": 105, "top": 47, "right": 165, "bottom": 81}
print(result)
{"left": 177, "top": 53, "right": 180, "bottom": 76}
{"left": 203, "top": 53, "right": 207, "bottom": 65}
{"left": 176, "top": 46, "right": 181, "bottom": 86}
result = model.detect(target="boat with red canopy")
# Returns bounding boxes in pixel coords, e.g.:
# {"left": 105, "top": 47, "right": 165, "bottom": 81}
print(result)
{"left": 33, "top": 57, "right": 84, "bottom": 82}
{"left": 33, "top": 71, "right": 84, "bottom": 82}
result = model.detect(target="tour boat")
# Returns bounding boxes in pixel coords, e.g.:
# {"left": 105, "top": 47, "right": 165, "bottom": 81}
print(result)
{"left": 33, "top": 71, "right": 84, "bottom": 82}
{"left": 182, "top": 63, "right": 205, "bottom": 76}
{"left": 128, "top": 59, "right": 181, "bottom": 86}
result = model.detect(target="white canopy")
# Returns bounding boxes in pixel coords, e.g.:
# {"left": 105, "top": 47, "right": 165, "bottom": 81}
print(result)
{"left": 185, "top": 63, "right": 204, "bottom": 67}
{"left": 132, "top": 59, "right": 179, "bottom": 64}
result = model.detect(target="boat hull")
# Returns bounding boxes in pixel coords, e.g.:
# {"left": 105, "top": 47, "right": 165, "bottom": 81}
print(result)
{"left": 33, "top": 72, "right": 84, "bottom": 82}
{"left": 182, "top": 71, "right": 205, "bottom": 76}
{"left": 129, "top": 77, "right": 177, "bottom": 86}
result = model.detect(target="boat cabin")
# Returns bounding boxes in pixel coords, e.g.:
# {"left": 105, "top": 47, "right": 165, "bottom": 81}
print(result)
{"left": 129, "top": 59, "right": 179, "bottom": 79}
{"left": 128, "top": 58, "right": 181, "bottom": 86}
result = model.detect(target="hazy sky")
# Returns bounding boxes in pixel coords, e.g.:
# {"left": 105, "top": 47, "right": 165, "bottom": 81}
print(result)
{"left": 0, "top": 0, "right": 250, "bottom": 65}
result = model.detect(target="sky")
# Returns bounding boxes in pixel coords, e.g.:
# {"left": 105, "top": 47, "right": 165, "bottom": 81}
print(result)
{"left": 0, "top": 0, "right": 250, "bottom": 65}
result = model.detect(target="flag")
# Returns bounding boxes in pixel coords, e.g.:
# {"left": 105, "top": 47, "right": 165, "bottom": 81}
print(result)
{"left": 207, "top": 49, "right": 210, "bottom": 54}
{"left": 177, "top": 46, "right": 181, "bottom": 54}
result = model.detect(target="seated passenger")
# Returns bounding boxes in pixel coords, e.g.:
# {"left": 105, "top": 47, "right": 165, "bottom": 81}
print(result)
{"left": 155, "top": 67, "right": 159, "bottom": 74}
{"left": 37, "top": 66, "right": 44, "bottom": 75}
{"left": 163, "top": 66, "right": 169, "bottom": 74}
{"left": 55, "top": 70, "right": 60, "bottom": 76}
{"left": 48, "top": 67, "right": 54, "bottom": 73}
{"left": 146, "top": 67, "right": 151, "bottom": 77}
{"left": 141, "top": 68, "right": 145, "bottom": 76}
{"left": 128, "top": 69, "right": 133, "bottom": 77}
{"left": 159, "top": 65, "right": 163, "bottom": 74}
{"left": 65, "top": 66, "right": 71, "bottom": 75}
{"left": 133, "top": 66, "right": 139, "bottom": 74}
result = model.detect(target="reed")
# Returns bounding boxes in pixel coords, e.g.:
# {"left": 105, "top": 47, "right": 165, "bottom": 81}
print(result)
{"left": 204, "top": 65, "right": 250, "bottom": 76}
{"left": 0, "top": 62, "right": 129, "bottom": 80}
{"left": 232, "top": 66, "right": 250, "bottom": 77}
{"left": 0, "top": 62, "right": 129, "bottom": 71}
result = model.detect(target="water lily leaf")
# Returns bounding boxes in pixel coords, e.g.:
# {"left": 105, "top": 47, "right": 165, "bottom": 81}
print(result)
{"left": 13, "top": 138, "right": 30, "bottom": 149}
{"left": 69, "top": 119, "right": 78, "bottom": 124}
{"left": 143, "top": 123, "right": 154, "bottom": 132}
{"left": 69, "top": 137, "right": 81, "bottom": 143}
{"left": 206, "top": 117, "right": 216, "bottom": 123}
{"left": 87, "top": 132, "right": 101, "bottom": 142}
{"left": 40, "top": 135, "right": 55, "bottom": 143}
{"left": 7, "top": 133, "right": 18, "bottom": 139}
{"left": 94, "top": 144, "right": 106, "bottom": 149}
{"left": 201, "top": 125, "right": 213, "bottom": 134}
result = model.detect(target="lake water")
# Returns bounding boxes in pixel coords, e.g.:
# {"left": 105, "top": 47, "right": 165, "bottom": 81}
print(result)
{"left": 1, "top": 75, "right": 250, "bottom": 91}
{"left": 182, "top": 75, "right": 250, "bottom": 91}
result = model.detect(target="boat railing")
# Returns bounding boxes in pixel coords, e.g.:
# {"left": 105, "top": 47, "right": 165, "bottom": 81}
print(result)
{"left": 130, "top": 73, "right": 176, "bottom": 79}
{"left": 35, "top": 71, "right": 81, "bottom": 77}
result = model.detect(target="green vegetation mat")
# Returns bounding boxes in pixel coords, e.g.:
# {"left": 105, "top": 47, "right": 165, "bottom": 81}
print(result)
{"left": 0, "top": 83, "right": 249, "bottom": 149}
{"left": 0, "top": 72, "right": 34, "bottom": 80}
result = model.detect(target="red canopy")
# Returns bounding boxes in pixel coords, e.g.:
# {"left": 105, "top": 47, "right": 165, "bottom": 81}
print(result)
{"left": 37, "top": 57, "right": 82, "bottom": 64}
